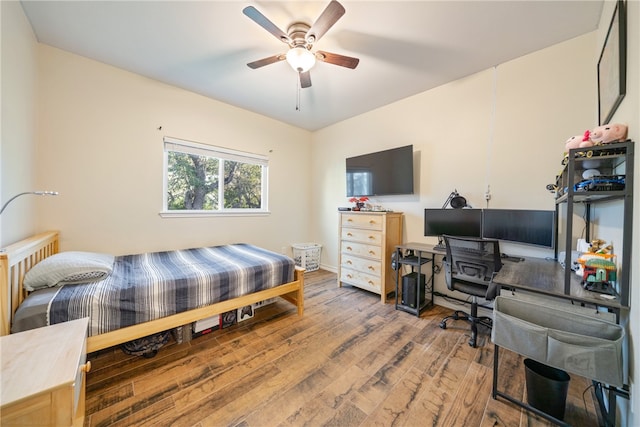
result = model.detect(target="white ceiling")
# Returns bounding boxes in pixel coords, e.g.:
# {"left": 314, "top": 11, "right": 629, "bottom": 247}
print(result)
{"left": 21, "top": 1, "right": 603, "bottom": 131}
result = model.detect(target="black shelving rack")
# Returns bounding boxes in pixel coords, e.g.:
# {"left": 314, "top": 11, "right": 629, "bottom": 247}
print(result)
{"left": 554, "top": 140, "right": 634, "bottom": 307}
{"left": 553, "top": 141, "right": 634, "bottom": 427}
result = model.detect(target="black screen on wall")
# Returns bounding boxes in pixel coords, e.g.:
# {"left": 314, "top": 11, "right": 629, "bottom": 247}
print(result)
{"left": 346, "top": 145, "right": 414, "bottom": 197}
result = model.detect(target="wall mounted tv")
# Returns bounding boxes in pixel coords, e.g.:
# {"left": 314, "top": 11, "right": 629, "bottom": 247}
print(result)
{"left": 346, "top": 145, "right": 414, "bottom": 197}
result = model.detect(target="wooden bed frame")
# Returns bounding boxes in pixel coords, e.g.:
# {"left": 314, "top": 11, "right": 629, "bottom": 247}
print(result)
{"left": 0, "top": 231, "right": 304, "bottom": 353}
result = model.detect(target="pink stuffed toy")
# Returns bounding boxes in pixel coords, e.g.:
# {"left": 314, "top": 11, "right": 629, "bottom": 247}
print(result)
{"left": 590, "top": 123, "right": 628, "bottom": 145}
{"left": 565, "top": 130, "right": 593, "bottom": 151}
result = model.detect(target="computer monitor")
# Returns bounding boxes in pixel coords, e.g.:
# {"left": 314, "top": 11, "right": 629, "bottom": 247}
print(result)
{"left": 424, "top": 209, "right": 483, "bottom": 243}
{"left": 482, "top": 209, "right": 555, "bottom": 248}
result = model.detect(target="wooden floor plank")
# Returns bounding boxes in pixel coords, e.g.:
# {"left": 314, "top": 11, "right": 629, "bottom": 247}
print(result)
{"left": 481, "top": 393, "right": 524, "bottom": 427}
{"left": 439, "top": 361, "right": 494, "bottom": 426}
{"left": 84, "top": 270, "right": 599, "bottom": 427}
{"left": 362, "top": 365, "right": 431, "bottom": 427}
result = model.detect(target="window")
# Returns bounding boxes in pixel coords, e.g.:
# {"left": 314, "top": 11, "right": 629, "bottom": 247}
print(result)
{"left": 163, "top": 137, "right": 268, "bottom": 215}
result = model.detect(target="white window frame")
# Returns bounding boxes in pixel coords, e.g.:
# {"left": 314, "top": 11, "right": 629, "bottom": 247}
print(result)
{"left": 160, "top": 136, "right": 269, "bottom": 217}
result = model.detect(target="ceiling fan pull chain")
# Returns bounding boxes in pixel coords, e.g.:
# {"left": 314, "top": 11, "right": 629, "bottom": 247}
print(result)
{"left": 296, "top": 76, "right": 301, "bottom": 111}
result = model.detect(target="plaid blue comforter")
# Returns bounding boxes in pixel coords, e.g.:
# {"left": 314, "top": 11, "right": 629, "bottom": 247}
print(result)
{"left": 49, "top": 244, "right": 295, "bottom": 336}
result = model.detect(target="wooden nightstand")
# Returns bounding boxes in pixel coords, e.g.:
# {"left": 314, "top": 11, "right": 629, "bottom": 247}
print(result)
{"left": 1, "top": 318, "right": 90, "bottom": 426}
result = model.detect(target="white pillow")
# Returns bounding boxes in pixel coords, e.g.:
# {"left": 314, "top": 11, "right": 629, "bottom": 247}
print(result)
{"left": 23, "top": 251, "right": 115, "bottom": 291}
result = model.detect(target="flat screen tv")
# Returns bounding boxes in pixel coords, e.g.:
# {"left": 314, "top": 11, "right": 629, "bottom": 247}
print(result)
{"left": 346, "top": 145, "right": 414, "bottom": 197}
{"left": 482, "top": 209, "right": 555, "bottom": 248}
{"left": 424, "top": 208, "right": 483, "bottom": 240}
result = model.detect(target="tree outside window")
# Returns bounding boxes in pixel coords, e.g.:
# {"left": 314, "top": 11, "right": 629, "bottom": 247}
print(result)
{"left": 164, "top": 137, "right": 268, "bottom": 214}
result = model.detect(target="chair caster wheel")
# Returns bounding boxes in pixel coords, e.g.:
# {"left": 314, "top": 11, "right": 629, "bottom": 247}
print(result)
{"left": 468, "top": 339, "right": 476, "bottom": 348}
{"left": 439, "top": 321, "right": 447, "bottom": 329}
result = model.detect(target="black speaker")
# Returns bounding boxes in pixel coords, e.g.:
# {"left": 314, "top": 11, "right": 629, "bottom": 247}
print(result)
{"left": 401, "top": 272, "right": 426, "bottom": 308}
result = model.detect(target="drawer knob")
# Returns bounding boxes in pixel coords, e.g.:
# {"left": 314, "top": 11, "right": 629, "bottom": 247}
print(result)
{"left": 347, "top": 260, "right": 353, "bottom": 264}
{"left": 369, "top": 250, "right": 376, "bottom": 255}
{"left": 368, "top": 235, "right": 375, "bottom": 240}
{"left": 368, "top": 280, "right": 374, "bottom": 285}
{"left": 368, "top": 266, "right": 375, "bottom": 271}
{"left": 347, "top": 218, "right": 353, "bottom": 222}
{"left": 369, "top": 220, "right": 375, "bottom": 224}
{"left": 346, "top": 246, "right": 353, "bottom": 251}
{"left": 81, "top": 361, "right": 92, "bottom": 373}
{"left": 347, "top": 232, "right": 353, "bottom": 236}
{"left": 347, "top": 274, "right": 353, "bottom": 279}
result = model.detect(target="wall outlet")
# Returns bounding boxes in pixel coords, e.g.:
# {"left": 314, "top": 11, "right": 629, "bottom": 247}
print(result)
{"left": 484, "top": 185, "right": 491, "bottom": 201}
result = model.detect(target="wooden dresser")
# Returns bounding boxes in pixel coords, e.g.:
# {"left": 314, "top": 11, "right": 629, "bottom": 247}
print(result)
{"left": 1, "top": 318, "right": 90, "bottom": 427}
{"left": 338, "top": 211, "right": 403, "bottom": 302}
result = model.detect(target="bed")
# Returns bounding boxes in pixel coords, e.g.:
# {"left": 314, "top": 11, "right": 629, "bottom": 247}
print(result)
{"left": 0, "top": 231, "right": 304, "bottom": 353}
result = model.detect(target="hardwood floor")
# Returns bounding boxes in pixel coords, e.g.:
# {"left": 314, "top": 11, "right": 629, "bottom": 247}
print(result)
{"left": 84, "top": 270, "right": 600, "bottom": 427}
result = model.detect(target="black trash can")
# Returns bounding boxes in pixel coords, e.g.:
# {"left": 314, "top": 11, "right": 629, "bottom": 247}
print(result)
{"left": 524, "top": 358, "right": 571, "bottom": 420}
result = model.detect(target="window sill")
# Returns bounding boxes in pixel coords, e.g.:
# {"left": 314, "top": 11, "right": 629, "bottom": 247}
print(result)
{"left": 159, "top": 210, "right": 270, "bottom": 218}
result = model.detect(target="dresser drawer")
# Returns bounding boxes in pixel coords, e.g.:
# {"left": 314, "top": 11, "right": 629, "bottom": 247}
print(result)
{"left": 340, "top": 227, "right": 383, "bottom": 245}
{"left": 341, "top": 214, "right": 384, "bottom": 230}
{"left": 340, "top": 267, "right": 382, "bottom": 293}
{"left": 341, "top": 241, "right": 382, "bottom": 260}
{"left": 341, "top": 254, "right": 382, "bottom": 277}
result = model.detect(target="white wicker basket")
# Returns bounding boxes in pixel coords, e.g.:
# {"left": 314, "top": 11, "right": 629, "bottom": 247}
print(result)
{"left": 292, "top": 243, "right": 322, "bottom": 271}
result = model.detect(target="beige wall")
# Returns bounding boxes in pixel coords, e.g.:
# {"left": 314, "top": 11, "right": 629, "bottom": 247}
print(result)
{"left": 0, "top": 1, "right": 40, "bottom": 245}
{"left": 33, "top": 45, "right": 312, "bottom": 255}
{"left": 311, "top": 32, "right": 596, "bottom": 269}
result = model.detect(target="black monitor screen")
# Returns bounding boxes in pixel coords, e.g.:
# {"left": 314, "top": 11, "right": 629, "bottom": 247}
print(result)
{"left": 483, "top": 209, "right": 555, "bottom": 248}
{"left": 424, "top": 208, "right": 483, "bottom": 238}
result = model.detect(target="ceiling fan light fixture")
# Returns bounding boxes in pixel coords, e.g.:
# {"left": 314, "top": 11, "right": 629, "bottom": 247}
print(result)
{"left": 286, "top": 47, "right": 316, "bottom": 73}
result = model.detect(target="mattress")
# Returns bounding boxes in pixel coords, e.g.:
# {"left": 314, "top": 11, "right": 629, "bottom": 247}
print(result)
{"left": 12, "top": 243, "right": 294, "bottom": 336}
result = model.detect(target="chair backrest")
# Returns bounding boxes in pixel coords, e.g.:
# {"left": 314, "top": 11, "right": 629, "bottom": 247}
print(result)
{"left": 442, "top": 235, "right": 503, "bottom": 297}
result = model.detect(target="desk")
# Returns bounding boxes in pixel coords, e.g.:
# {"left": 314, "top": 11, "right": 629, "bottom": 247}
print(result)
{"left": 398, "top": 242, "right": 622, "bottom": 315}
{"left": 397, "top": 242, "right": 626, "bottom": 426}
{"left": 492, "top": 257, "right": 626, "bottom": 427}
{"left": 494, "top": 256, "right": 622, "bottom": 318}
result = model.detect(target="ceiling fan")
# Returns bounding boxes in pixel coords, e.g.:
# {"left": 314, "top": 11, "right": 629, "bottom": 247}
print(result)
{"left": 243, "top": 0, "right": 359, "bottom": 89}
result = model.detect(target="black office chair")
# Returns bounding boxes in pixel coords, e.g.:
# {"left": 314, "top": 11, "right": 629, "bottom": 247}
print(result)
{"left": 439, "top": 234, "right": 503, "bottom": 347}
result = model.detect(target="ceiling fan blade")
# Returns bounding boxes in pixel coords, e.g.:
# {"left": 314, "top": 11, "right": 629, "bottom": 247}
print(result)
{"left": 306, "top": 0, "right": 345, "bottom": 43}
{"left": 243, "top": 6, "right": 291, "bottom": 44}
{"left": 247, "top": 54, "right": 285, "bottom": 69}
{"left": 316, "top": 51, "right": 359, "bottom": 69}
{"left": 300, "top": 71, "right": 312, "bottom": 88}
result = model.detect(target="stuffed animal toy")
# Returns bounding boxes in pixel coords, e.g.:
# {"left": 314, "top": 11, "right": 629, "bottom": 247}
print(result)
{"left": 590, "top": 123, "right": 628, "bottom": 145}
{"left": 588, "top": 239, "right": 613, "bottom": 254}
{"left": 575, "top": 238, "right": 615, "bottom": 277}
{"left": 565, "top": 130, "right": 593, "bottom": 151}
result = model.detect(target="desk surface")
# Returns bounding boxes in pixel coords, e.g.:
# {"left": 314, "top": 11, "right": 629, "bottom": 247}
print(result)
{"left": 398, "top": 242, "right": 621, "bottom": 311}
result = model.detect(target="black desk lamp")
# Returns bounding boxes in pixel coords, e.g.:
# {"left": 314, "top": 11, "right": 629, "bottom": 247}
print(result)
{"left": 442, "top": 189, "right": 469, "bottom": 209}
